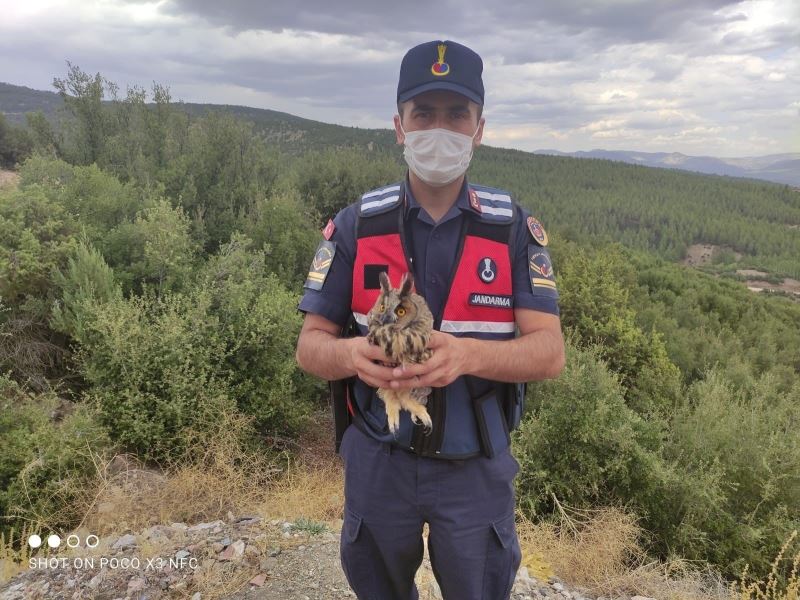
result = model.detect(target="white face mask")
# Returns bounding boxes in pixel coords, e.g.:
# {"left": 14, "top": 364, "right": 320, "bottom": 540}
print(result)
{"left": 400, "top": 123, "right": 480, "bottom": 187}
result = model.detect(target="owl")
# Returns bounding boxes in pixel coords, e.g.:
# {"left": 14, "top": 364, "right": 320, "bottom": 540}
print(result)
{"left": 366, "top": 271, "right": 434, "bottom": 436}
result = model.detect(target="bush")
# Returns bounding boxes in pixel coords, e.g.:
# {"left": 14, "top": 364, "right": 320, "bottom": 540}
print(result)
{"left": 514, "top": 340, "right": 670, "bottom": 523}
{"left": 664, "top": 370, "right": 800, "bottom": 579}
{"left": 67, "top": 234, "right": 319, "bottom": 463}
{"left": 0, "top": 374, "right": 113, "bottom": 537}
{"left": 197, "top": 233, "right": 323, "bottom": 432}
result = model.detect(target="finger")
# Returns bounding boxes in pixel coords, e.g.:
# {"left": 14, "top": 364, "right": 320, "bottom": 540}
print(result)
{"left": 426, "top": 331, "right": 448, "bottom": 348}
{"left": 391, "top": 363, "right": 427, "bottom": 378}
{"left": 355, "top": 358, "right": 396, "bottom": 383}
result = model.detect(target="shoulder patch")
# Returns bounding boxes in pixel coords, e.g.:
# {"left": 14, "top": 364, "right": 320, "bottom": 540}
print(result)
{"left": 322, "top": 218, "right": 335, "bottom": 240}
{"left": 358, "top": 183, "right": 402, "bottom": 217}
{"left": 526, "top": 215, "right": 548, "bottom": 246}
{"left": 528, "top": 245, "right": 558, "bottom": 296}
{"left": 467, "top": 184, "right": 514, "bottom": 223}
{"left": 304, "top": 241, "right": 336, "bottom": 291}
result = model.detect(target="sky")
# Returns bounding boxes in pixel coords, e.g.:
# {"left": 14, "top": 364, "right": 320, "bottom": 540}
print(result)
{"left": 1, "top": 0, "right": 798, "bottom": 157}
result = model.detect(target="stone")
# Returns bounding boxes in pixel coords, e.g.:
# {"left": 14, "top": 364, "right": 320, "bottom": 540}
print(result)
{"left": 188, "top": 520, "right": 225, "bottom": 532}
{"left": 112, "top": 534, "right": 137, "bottom": 550}
{"left": 218, "top": 539, "right": 245, "bottom": 561}
{"left": 249, "top": 573, "right": 268, "bottom": 587}
{"left": 127, "top": 576, "right": 146, "bottom": 592}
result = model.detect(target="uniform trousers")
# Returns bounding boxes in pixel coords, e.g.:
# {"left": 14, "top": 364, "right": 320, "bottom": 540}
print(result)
{"left": 338, "top": 422, "right": 522, "bottom": 600}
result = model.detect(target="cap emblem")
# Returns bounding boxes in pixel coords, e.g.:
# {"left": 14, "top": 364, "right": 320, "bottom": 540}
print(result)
{"left": 431, "top": 43, "right": 450, "bottom": 77}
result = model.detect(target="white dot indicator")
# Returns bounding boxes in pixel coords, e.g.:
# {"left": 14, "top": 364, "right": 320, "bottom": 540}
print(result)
{"left": 86, "top": 534, "right": 99, "bottom": 548}
{"left": 47, "top": 534, "right": 61, "bottom": 548}
{"left": 28, "top": 534, "right": 42, "bottom": 548}
{"left": 66, "top": 534, "right": 80, "bottom": 548}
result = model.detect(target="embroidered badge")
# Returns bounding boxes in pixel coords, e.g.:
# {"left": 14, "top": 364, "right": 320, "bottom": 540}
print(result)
{"left": 527, "top": 216, "right": 548, "bottom": 246}
{"left": 528, "top": 246, "right": 557, "bottom": 293}
{"left": 304, "top": 241, "right": 336, "bottom": 291}
{"left": 477, "top": 257, "right": 497, "bottom": 283}
{"left": 431, "top": 43, "right": 450, "bottom": 77}
{"left": 469, "top": 189, "right": 481, "bottom": 212}
{"left": 322, "top": 218, "right": 335, "bottom": 240}
{"left": 469, "top": 293, "right": 513, "bottom": 308}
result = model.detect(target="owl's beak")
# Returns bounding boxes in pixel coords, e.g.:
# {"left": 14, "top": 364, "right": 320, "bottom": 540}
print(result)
{"left": 379, "top": 313, "right": 394, "bottom": 325}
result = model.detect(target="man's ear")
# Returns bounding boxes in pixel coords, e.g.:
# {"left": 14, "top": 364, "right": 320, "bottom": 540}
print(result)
{"left": 393, "top": 114, "right": 404, "bottom": 145}
{"left": 473, "top": 116, "right": 485, "bottom": 149}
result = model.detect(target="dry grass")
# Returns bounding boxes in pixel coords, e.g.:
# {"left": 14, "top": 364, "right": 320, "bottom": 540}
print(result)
{"left": 515, "top": 493, "right": 732, "bottom": 600}
{"left": 728, "top": 531, "right": 799, "bottom": 600}
{"left": 78, "top": 409, "right": 281, "bottom": 536}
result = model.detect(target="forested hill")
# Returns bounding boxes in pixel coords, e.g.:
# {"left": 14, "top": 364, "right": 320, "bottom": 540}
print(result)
{"left": 2, "top": 80, "right": 800, "bottom": 278}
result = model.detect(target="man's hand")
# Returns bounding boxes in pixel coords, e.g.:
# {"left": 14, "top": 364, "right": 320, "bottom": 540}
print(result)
{"left": 345, "top": 337, "right": 398, "bottom": 389}
{"left": 389, "top": 331, "right": 468, "bottom": 389}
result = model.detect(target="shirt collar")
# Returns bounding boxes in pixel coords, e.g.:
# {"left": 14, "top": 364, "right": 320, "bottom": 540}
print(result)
{"left": 402, "top": 171, "right": 479, "bottom": 221}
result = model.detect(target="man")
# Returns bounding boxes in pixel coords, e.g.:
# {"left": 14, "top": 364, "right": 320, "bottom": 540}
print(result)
{"left": 295, "top": 39, "right": 565, "bottom": 600}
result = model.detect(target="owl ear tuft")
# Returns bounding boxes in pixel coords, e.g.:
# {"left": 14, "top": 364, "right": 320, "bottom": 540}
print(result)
{"left": 379, "top": 270, "right": 391, "bottom": 292}
{"left": 400, "top": 272, "right": 414, "bottom": 296}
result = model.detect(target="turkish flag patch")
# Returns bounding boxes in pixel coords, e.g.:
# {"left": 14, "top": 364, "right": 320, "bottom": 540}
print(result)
{"left": 322, "top": 218, "right": 335, "bottom": 240}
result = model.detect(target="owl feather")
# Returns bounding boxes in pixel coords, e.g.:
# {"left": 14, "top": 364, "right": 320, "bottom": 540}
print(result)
{"left": 366, "top": 271, "right": 434, "bottom": 436}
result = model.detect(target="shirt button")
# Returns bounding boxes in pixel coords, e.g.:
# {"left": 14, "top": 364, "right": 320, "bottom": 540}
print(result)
{"left": 433, "top": 233, "right": 441, "bottom": 240}
{"left": 430, "top": 276, "right": 438, "bottom": 284}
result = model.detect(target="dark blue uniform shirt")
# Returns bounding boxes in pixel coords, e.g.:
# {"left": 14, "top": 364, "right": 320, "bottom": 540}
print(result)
{"left": 298, "top": 173, "right": 559, "bottom": 326}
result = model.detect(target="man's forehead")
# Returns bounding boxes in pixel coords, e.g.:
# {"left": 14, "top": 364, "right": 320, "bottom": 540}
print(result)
{"left": 407, "top": 90, "right": 474, "bottom": 109}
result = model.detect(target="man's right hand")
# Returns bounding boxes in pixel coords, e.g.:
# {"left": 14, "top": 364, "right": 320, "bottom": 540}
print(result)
{"left": 345, "top": 337, "right": 397, "bottom": 389}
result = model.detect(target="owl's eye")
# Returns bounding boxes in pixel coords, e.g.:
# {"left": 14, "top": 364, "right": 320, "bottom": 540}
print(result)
{"left": 395, "top": 307, "right": 406, "bottom": 317}
{"left": 379, "top": 303, "right": 385, "bottom": 312}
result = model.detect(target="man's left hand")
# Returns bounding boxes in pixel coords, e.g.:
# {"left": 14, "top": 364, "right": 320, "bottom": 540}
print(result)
{"left": 389, "top": 331, "right": 470, "bottom": 389}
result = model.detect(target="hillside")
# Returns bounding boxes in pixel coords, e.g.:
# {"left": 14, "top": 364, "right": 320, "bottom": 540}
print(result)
{"left": 536, "top": 149, "right": 800, "bottom": 187}
{"left": 2, "top": 81, "right": 797, "bottom": 184}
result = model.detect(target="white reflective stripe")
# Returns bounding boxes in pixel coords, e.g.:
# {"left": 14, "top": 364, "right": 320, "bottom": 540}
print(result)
{"left": 361, "top": 195, "right": 399, "bottom": 211}
{"left": 440, "top": 320, "right": 516, "bottom": 334}
{"left": 475, "top": 190, "right": 511, "bottom": 203}
{"left": 362, "top": 185, "right": 401, "bottom": 200}
{"left": 353, "top": 312, "right": 369, "bottom": 326}
{"left": 480, "top": 206, "right": 513, "bottom": 217}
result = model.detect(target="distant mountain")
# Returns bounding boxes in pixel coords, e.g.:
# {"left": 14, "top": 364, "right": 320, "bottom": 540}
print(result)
{"left": 2, "top": 81, "right": 796, "bottom": 186}
{"left": 535, "top": 149, "right": 800, "bottom": 187}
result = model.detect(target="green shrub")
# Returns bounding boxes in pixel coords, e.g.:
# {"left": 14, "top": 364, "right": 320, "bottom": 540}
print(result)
{"left": 664, "top": 370, "right": 800, "bottom": 578}
{"left": 67, "top": 234, "right": 319, "bottom": 463}
{"left": 514, "top": 340, "right": 669, "bottom": 522}
{"left": 0, "top": 374, "right": 112, "bottom": 537}
{"left": 241, "top": 191, "right": 321, "bottom": 290}
{"left": 71, "top": 287, "right": 238, "bottom": 463}
{"left": 197, "top": 233, "right": 322, "bottom": 431}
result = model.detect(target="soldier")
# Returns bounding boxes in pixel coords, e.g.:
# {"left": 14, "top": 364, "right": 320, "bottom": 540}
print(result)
{"left": 296, "top": 39, "right": 565, "bottom": 600}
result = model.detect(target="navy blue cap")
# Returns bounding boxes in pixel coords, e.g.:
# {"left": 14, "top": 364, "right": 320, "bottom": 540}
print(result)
{"left": 397, "top": 40, "right": 484, "bottom": 106}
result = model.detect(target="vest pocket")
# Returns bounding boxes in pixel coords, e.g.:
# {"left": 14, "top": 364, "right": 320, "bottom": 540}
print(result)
{"left": 472, "top": 387, "right": 512, "bottom": 458}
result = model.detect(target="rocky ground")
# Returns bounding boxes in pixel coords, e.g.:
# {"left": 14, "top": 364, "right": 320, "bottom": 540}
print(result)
{"left": 0, "top": 513, "right": 657, "bottom": 600}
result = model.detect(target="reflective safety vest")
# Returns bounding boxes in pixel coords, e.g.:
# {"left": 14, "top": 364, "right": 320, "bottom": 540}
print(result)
{"left": 345, "top": 180, "right": 527, "bottom": 459}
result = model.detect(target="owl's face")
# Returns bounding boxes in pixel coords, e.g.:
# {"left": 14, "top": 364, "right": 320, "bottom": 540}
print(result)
{"left": 368, "top": 271, "right": 419, "bottom": 330}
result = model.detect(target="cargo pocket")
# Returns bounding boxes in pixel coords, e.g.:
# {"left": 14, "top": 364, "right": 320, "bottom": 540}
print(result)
{"left": 340, "top": 506, "right": 375, "bottom": 594}
{"left": 473, "top": 388, "right": 511, "bottom": 458}
{"left": 481, "top": 512, "right": 522, "bottom": 599}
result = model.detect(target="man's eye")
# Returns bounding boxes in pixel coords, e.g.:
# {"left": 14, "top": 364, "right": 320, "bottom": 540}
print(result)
{"left": 395, "top": 307, "right": 406, "bottom": 317}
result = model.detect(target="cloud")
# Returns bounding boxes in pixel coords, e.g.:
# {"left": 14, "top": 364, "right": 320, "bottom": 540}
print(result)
{"left": 0, "top": 0, "right": 798, "bottom": 156}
